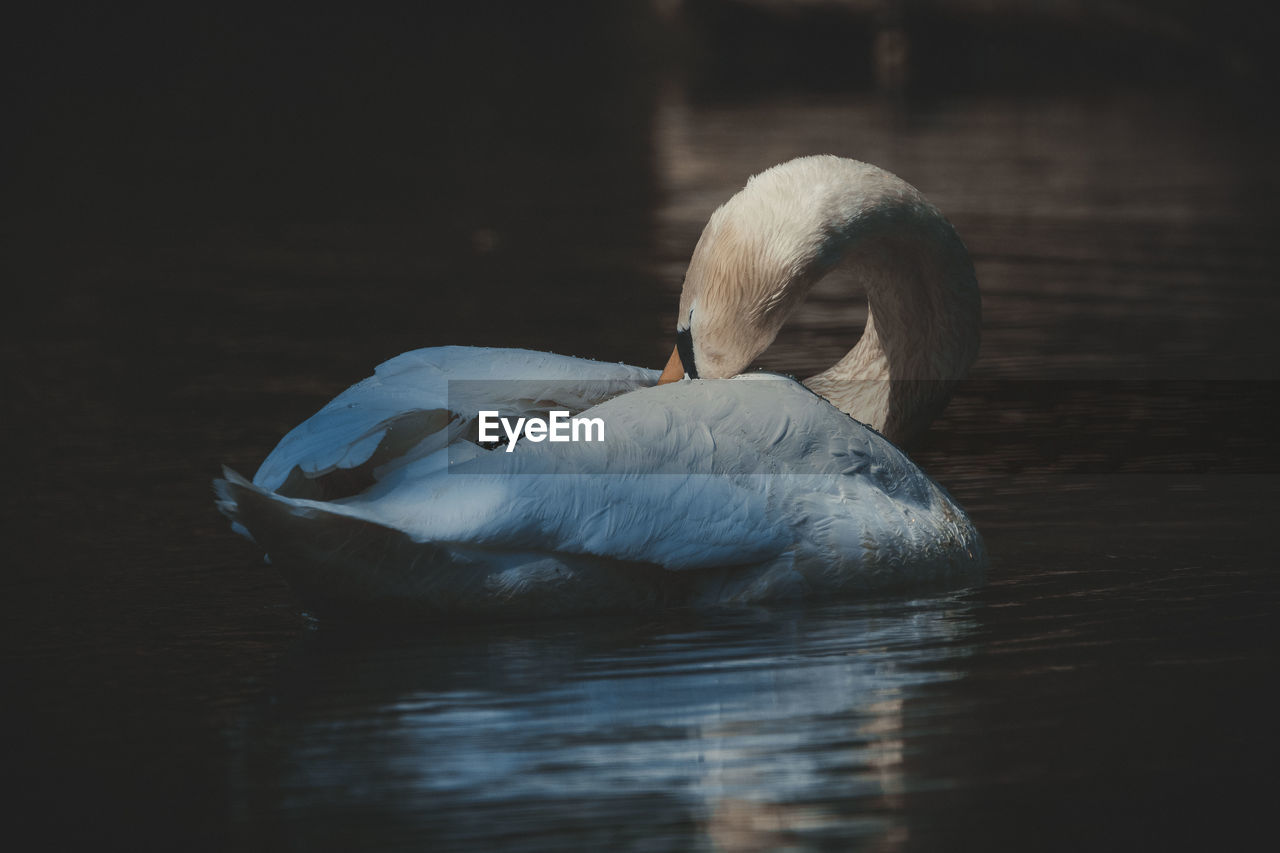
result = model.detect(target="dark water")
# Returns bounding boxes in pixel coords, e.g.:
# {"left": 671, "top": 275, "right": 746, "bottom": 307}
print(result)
{"left": 6, "top": 5, "right": 1280, "bottom": 851}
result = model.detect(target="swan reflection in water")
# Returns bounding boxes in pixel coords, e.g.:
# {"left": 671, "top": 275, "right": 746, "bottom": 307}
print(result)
{"left": 229, "top": 594, "right": 976, "bottom": 850}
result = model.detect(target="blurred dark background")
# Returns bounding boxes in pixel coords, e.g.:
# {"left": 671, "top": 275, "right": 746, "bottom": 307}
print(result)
{"left": 5, "top": 0, "right": 1277, "bottom": 384}
{"left": 4, "top": 2, "right": 1279, "bottom": 850}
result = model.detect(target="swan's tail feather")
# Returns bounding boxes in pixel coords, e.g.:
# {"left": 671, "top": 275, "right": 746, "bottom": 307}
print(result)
{"left": 214, "top": 467, "right": 472, "bottom": 616}
{"left": 213, "top": 467, "right": 257, "bottom": 542}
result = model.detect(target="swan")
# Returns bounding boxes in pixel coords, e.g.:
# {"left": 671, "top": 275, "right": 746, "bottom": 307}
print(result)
{"left": 214, "top": 155, "right": 986, "bottom": 619}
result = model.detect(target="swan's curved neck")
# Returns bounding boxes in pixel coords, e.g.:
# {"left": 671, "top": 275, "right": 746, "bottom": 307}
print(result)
{"left": 680, "top": 156, "right": 980, "bottom": 443}
{"left": 801, "top": 200, "right": 981, "bottom": 442}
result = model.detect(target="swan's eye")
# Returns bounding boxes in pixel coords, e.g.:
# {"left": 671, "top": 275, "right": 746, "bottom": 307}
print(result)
{"left": 676, "top": 326, "right": 698, "bottom": 379}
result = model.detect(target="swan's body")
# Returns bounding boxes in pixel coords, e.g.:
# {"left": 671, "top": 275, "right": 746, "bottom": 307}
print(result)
{"left": 215, "top": 156, "right": 986, "bottom": 619}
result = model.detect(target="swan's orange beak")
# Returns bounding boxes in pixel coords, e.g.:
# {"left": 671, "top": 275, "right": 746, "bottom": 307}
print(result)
{"left": 657, "top": 346, "right": 684, "bottom": 385}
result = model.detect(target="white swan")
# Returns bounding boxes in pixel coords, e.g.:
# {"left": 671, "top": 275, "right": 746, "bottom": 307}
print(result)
{"left": 215, "top": 155, "right": 986, "bottom": 619}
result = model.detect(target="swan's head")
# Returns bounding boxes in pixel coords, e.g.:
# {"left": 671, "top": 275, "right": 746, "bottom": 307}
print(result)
{"left": 656, "top": 155, "right": 980, "bottom": 445}
{"left": 659, "top": 157, "right": 852, "bottom": 384}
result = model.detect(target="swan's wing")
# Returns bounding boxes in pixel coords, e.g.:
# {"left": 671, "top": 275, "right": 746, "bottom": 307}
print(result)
{"left": 253, "top": 346, "right": 658, "bottom": 497}
{"left": 216, "top": 377, "right": 982, "bottom": 615}
{"left": 286, "top": 377, "right": 939, "bottom": 572}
